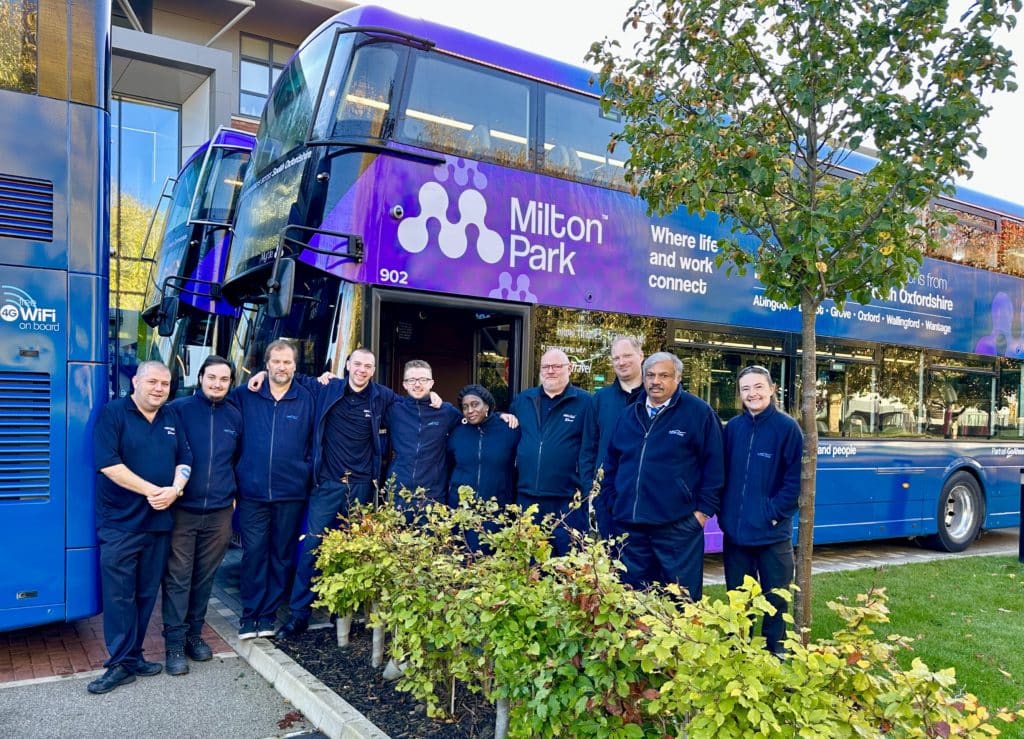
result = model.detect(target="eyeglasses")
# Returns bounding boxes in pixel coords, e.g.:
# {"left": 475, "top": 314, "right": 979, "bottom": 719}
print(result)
{"left": 540, "top": 363, "right": 569, "bottom": 372}
{"left": 403, "top": 377, "right": 433, "bottom": 385}
{"left": 738, "top": 365, "right": 772, "bottom": 380}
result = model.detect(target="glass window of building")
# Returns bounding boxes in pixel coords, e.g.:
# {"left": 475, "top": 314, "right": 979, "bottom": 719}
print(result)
{"left": 240, "top": 33, "right": 297, "bottom": 119}
{"left": 110, "top": 97, "right": 180, "bottom": 312}
{"left": 0, "top": 0, "right": 37, "bottom": 94}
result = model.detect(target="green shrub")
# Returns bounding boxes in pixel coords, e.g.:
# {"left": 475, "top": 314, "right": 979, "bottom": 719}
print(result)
{"left": 313, "top": 489, "right": 1019, "bottom": 737}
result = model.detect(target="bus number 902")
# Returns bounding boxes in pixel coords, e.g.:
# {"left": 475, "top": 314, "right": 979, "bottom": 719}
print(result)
{"left": 380, "top": 269, "right": 409, "bottom": 285}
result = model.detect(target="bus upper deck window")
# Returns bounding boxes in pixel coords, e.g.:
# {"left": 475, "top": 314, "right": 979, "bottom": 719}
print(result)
{"left": 333, "top": 44, "right": 399, "bottom": 140}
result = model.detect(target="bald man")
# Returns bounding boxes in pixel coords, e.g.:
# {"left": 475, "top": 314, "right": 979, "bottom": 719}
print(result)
{"left": 510, "top": 348, "right": 598, "bottom": 555}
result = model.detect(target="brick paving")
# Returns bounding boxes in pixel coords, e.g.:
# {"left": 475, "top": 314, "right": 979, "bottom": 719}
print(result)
{"left": 0, "top": 602, "right": 230, "bottom": 684}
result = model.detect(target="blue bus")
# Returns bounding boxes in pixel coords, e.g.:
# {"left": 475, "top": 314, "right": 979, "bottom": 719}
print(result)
{"left": 136, "top": 127, "right": 255, "bottom": 397}
{"left": 218, "top": 5, "right": 1024, "bottom": 554}
{"left": 0, "top": 0, "right": 110, "bottom": 630}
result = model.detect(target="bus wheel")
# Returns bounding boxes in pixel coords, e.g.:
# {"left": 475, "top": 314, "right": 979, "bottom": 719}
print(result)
{"left": 924, "top": 472, "right": 984, "bottom": 553}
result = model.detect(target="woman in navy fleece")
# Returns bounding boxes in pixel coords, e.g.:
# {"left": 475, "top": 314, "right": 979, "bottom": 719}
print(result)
{"left": 720, "top": 365, "right": 803, "bottom": 655}
{"left": 446, "top": 384, "right": 519, "bottom": 509}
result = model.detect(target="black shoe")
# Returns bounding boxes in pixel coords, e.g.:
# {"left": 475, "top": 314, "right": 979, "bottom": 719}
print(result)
{"left": 87, "top": 665, "right": 136, "bottom": 694}
{"left": 165, "top": 648, "right": 189, "bottom": 676}
{"left": 134, "top": 660, "right": 163, "bottom": 677}
{"left": 256, "top": 618, "right": 277, "bottom": 638}
{"left": 275, "top": 618, "right": 308, "bottom": 639}
{"left": 185, "top": 633, "right": 213, "bottom": 661}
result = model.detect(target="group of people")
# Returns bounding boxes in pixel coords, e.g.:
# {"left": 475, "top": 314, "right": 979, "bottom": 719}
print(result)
{"left": 88, "top": 335, "right": 802, "bottom": 694}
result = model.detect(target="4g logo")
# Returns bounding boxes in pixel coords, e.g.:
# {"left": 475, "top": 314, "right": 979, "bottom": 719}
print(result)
{"left": 1, "top": 285, "right": 60, "bottom": 331}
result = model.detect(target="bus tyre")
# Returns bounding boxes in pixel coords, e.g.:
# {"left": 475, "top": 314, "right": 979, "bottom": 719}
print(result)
{"left": 925, "top": 472, "right": 984, "bottom": 553}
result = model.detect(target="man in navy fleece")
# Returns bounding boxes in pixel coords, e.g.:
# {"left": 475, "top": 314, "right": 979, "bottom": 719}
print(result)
{"left": 599, "top": 352, "right": 724, "bottom": 600}
{"left": 593, "top": 336, "right": 644, "bottom": 465}
{"left": 162, "top": 355, "right": 241, "bottom": 675}
{"left": 232, "top": 339, "right": 315, "bottom": 641}
{"left": 384, "top": 359, "right": 461, "bottom": 510}
{"left": 720, "top": 365, "right": 802, "bottom": 655}
{"left": 511, "top": 348, "right": 598, "bottom": 556}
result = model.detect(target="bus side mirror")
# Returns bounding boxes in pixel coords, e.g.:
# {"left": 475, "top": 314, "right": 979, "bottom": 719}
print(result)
{"left": 157, "top": 295, "right": 179, "bottom": 337}
{"left": 267, "top": 257, "right": 296, "bottom": 319}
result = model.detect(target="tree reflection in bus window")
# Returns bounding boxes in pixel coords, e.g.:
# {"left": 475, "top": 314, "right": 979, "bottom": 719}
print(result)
{"left": 332, "top": 43, "right": 399, "bottom": 140}
{"left": 397, "top": 53, "right": 530, "bottom": 167}
{"left": 542, "top": 89, "right": 628, "bottom": 189}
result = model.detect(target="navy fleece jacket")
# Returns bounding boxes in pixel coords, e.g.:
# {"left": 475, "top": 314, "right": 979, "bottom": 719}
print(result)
{"left": 599, "top": 387, "right": 724, "bottom": 531}
{"left": 720, "top": 403, "right": 802, "bottom": 546}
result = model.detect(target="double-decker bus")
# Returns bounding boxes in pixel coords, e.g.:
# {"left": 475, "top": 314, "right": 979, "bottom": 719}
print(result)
{"left": 0, "top": 0, "right": 110, "bottom": 630}
{"left": 136, "top": 127, "right": 255, "bottom": 397}
{"left": 218, "top": 5, "right": 1024, "bottom": 554}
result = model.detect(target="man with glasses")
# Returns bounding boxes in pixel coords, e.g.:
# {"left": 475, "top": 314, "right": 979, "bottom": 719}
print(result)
{"left": 598, "top": 352, "right": 723, "bottom": 600}
{"left": 384, "top": 360, "right": 461, "bottom": 509}
{"left": 594, "top": 336, "right": 645, "bottom": 464}
{"left": 720, "top": 365, "right": 802, "bottom": 655}
{"left": 511, "top": 348, "right": 598, "bottom": 555}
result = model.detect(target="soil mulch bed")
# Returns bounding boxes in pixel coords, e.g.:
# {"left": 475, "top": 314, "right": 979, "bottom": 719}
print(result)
{"left": 274, "top": 623, "right": 496, "bottom": 738}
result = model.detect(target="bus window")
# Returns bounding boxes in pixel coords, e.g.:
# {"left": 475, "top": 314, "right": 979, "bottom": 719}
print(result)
{"left": 796, "top": 343, "right": 876, "bottom": 437}
{"left": 670, "top": 328, "right": 787, "bottom": 421}
{"left": 996, "top": 357, "right": 1024, "bottom": 438}
{"left": 251, "top": 30, "right": 333, "bottom": 174}
{"left": 191, "top": 147, "right": 252, "bottom": 225}
{"left": 398, "top": 53, "right": 530, "bottom": 167}
{"left": 541, "top": 89, "right": 628, "bottom": 188}
{"left": 926, "top": 363, "right": 995, "bottom": 439}
{"left": 531, "top": 306, "right": 668, "bottom": 393}
{"left": 332, "top": 42, "right": 400, "bottom": 140}
{"left": 876, "top": 346, "right": 922, "bottom": 435}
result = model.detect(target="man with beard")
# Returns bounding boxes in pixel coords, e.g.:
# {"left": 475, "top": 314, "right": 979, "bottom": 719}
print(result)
{"left": 232, "top": 340, "right": 315, "bottom": 640}
{"left": 162, "top": 355, "right": 242, "bottom": 674}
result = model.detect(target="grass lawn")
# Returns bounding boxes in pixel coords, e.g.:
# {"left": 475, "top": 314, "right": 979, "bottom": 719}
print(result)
{"left": 707, "top": 555, "right": 1024, "bottom": 714}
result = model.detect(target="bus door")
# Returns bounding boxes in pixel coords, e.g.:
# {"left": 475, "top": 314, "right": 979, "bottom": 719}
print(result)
{"left": 374, "top": 291, "right": 529, "bottom": 411}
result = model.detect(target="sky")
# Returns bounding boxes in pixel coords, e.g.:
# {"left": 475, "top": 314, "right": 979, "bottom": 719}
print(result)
{"left": 368, "top": 0, "right": 1022, "bottom": 205}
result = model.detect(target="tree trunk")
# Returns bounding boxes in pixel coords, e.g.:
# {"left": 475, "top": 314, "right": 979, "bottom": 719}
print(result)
{"left": 796, "top": 291, "right": 820, "bottom": 638}
{"left": 336, "top": 612, "right": 353, "bottom": 647}
{"left": 494, "top": 697, "right": 510, "bottom": 739}
{"left": 370, "top": 602, "right": 385, "bottom": 668}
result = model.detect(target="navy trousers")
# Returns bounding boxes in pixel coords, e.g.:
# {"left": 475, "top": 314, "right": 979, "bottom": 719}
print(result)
{"left": 97, "top": 527, "right": 170, "bottom": 670}
{"left": 238, "top": 498, "right": 305, "bottom": 626}
{"left": 722, "top": 536, "right": 794, "bottom": 654}
{"left": 287, "top": 480, "right": 372, "bottom": 620}
{"left": 516, "top": 492, "right": 589, "bottom": 557}
{"left": 617, "top": 515, "right": 706, "bottom": 600}
{"left": 161, "top": 506, "right": 233, "bottom": 646}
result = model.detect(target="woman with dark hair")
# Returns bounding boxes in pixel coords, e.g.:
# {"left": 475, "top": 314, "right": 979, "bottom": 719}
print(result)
{"left": 446, "top": 384, "right": 520, "bottom": 509}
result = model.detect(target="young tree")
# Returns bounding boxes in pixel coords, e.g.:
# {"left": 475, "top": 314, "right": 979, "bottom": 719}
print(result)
{"left": 589, "top": 0, "right": 1018, "bottom": 632}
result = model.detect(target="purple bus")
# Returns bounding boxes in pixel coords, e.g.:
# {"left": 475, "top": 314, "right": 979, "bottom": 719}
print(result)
{"left": 219, "top": 5, "right": 1024, "bottom": 553}
{"left": 137, "top": 127, "right": 255, "bottom": 398}
{"left": 0, "top": 0, "right": 109, "bottom": 629}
